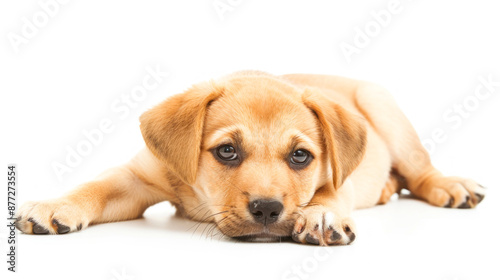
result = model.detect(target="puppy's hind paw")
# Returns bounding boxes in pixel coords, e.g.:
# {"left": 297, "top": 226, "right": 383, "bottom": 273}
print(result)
{"left": 423, "top": 177, "right": 486, "bottom": 209}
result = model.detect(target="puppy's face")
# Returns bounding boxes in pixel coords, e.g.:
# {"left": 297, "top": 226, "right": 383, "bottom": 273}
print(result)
{"left": 140, "top": 73, "right": 366, "bottom": 241}
{"left": 196, "top": 80, "right": 328, "bottom": 240}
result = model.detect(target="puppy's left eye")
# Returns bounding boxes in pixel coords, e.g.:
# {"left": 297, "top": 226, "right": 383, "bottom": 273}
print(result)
{"left": 213, "top": 144, "right": 241, "bottom": 167}
{"left": 216, "top": 145, "right": 238, "bottom": 161}
{"left": 290, "top": 149, "right": 312, "bottom": 168}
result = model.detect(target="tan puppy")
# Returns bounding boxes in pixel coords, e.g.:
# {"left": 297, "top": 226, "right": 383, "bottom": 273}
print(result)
{"left": 16, "top": 71, "right": 485, "bottom": 245}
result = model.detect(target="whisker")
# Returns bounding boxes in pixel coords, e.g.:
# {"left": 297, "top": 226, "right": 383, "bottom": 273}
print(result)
{"left": 200, "top": 222, "right": 213, "bottom": 239}
{"left": 185, "top": 201, "right": 207, "bottom": 216}
{"left": 200, "top": 212, "right": 228, "bottom": 238}
{"left": 189, "top": 209, "right": 212, "bottom": 235}
{"left": 207, "top": 216, "right": 229, "bottom": 239}
{"left": 190, "top": 210, "right": 229, "bottom": 236}
{"left": 186, "top": 203, "right": 209, "bottom": 220}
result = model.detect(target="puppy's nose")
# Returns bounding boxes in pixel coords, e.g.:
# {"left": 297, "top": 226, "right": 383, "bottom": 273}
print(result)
{"left": 248, "top": 199, "right": 283, "bottom": 225}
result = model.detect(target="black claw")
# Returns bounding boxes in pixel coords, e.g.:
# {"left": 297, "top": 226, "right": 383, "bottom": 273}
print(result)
{"left": 331, "top": 230, "right": 342, "bottom": 242}
{"left": 28, "top": 217, "right": 49, "bottom": 234}
{"left": 344, "top": 225, "right": 355, "bottom": 244}
{"left": 457, "top": 202, "right": 471, "bottom": 209}
{"left": 52, "top": 219, "right": 70, "bottom": 234}
{"left": 458, "top": 196, "right": 471, "bottom": 209}
{"left": 346, "top": 231, "right": 356, "bottom": 244}
{"left": 305, "top": 233, "right": 319, "bottom": 245}
{"left": 33, "top": 224, "right": 49, "bottom": 234}
{"left": 15, "top": 217, "right": 22, "bottom": 231}
{"left": 292, "top": 232, "right": 301, "bottom": 243}
{"left": 32, "top": 223, "right": 49, "bottom": 234}
{"left": 14, "top": 216, "right": 22, "bottom": 231}
{"left": 77, "top": 223, "right": 83, "bottom": 231}
{"left": 475, "top": 193, "right": 485, "bottom": 204}
{"left": 445, "top": 197, "right": 454, "bottom": 208}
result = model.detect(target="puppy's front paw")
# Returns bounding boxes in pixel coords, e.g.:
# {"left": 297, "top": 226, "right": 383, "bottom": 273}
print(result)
{"left": 292, "top": 206, "right": 356, "bottom": 246}
{"left": 16, "top": 199, "right": 89, "bottom": 234}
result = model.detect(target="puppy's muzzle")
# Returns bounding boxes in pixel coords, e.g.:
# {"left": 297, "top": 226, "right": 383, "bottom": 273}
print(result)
{"left": 248, "top": 199, "right": 283, "bottom": 225}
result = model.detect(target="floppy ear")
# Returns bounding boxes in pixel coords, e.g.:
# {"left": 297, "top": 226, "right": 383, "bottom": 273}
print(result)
{"left": 302, "top": 89, "right": 367, "bottom": 189}
{"left": 140, "top": 81, "right": 224, "bottom": 185}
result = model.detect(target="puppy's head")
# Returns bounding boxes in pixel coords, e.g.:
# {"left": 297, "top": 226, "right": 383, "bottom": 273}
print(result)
{"left": 140, "top": 72, "right": 366, "bottom": 240}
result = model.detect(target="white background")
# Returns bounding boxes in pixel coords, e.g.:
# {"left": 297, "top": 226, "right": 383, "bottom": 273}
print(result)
{"left": 1, "top": 0, "right": 499, "bottom": 279}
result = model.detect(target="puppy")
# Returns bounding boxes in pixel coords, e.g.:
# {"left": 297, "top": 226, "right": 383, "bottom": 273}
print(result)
{"left": 16, "top": 71, "right": 485, "bottom": 245}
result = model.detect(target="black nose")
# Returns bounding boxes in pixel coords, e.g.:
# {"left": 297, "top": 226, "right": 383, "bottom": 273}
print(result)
{"left": 248, "top": 199, "right": 284, "bottom": 225}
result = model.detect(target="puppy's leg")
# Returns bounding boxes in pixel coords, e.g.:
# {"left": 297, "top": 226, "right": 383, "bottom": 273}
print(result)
{"left": 16, "top": 154, "right": 172, "bottom": 234}
{"left": 292, "top": 181, "right": 356, "bottom": 246}
{"left": 355, "top": 84, "right": 485, "bottom": 208}
{"left": 377, "top": 171, "right": 404, "bottom": 205}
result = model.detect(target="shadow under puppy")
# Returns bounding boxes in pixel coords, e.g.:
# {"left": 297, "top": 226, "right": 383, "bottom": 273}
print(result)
{"left": 16, "top": 71, "right": 485, "bottom": 245}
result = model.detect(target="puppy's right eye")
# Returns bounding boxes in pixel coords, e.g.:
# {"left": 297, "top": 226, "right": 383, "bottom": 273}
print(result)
{"left": 216, "top": 145, "right": 238, "bottom": 161}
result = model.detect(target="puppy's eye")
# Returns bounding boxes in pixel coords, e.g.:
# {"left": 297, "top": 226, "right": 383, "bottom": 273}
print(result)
{"left": 216, "top": 145, "right": 238, "bottom": 161}
{"left": 289, "top": 149, "right": 312, "bottom": 168}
